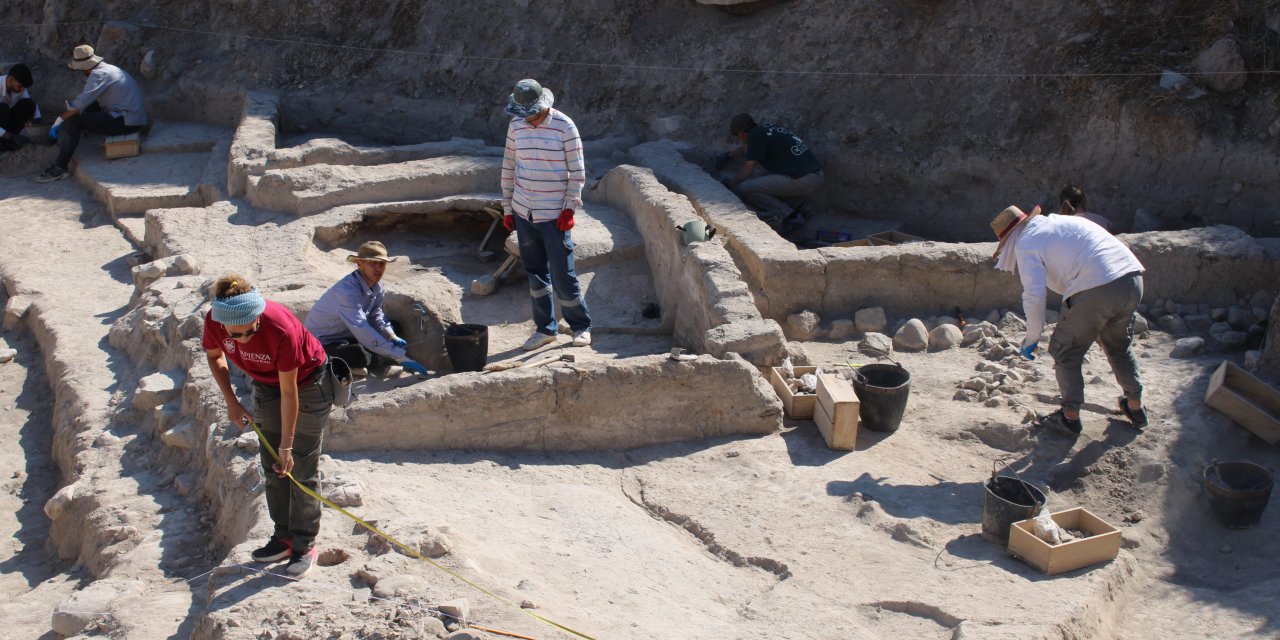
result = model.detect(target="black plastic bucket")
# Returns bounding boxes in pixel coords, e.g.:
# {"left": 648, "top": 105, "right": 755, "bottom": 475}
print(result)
{"left": 444, "top": 323, "right": 488, "bottom": 372}
{"left": 1204, "top": 461, "right": 1273, "bottom": 529}
{"left": 852, "top": 364, "right": 911, "bottom": 432}
{"left": 981, "top": 475, "right": 1046, "bottom": 544}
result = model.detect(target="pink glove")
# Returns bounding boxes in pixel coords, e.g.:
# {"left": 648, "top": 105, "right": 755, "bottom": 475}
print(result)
{"left": 503, "top": 215, "right": 515, "bottom": 232}
{"left": 557, "top": 209, "right": 575, "bottom": 232}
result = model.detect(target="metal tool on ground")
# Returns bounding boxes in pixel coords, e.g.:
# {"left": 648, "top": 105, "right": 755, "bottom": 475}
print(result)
{"left": 857, "top": 344, "right": 901, "bottom": 367}
{"left": 482, "top": 352, "right": 575, "bottom": 373}
{"left": 471, "top": 232, "right": 522, "bottom": 296}
{"left": 411, "top": 302, "right": 428, "bottom": 337}
{"left": 477, "top": 206, "right": 504, "bottom": 263}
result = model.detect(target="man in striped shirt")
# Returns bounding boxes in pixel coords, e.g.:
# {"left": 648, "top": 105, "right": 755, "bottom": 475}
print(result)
{"left": 500, "top": 78, "right": 593, "bottom": 351}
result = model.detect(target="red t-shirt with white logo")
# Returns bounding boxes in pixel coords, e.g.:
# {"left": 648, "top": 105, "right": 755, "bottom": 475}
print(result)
{"left": 202, "top": 300, "right": 326, "bottom": 386}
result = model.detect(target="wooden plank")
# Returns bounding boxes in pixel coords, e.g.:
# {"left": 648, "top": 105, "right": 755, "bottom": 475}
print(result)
{"left": 1204, "top": 361, "right": 1280, "bottom": 444}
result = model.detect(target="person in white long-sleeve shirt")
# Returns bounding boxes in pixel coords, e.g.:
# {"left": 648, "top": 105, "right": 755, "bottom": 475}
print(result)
{"left": 990, "top": 205, "right": 1149, "bottom": 436}
{"left": 499, "top": 78, "right": 592, "bottom": 351}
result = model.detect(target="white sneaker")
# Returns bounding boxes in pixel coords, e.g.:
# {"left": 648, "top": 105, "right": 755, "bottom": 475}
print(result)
{"left": 522, "top": 331, "right": 557, "bottom": 351}
{"left": 572, "top": 329, "right": 592, "bottom": 347}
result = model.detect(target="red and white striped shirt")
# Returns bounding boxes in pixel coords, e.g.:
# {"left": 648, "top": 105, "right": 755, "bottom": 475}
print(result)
{"left": 501, "top": 109, "right": 586, "bottom": 222}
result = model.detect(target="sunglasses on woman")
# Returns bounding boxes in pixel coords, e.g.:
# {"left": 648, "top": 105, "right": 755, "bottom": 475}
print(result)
{"left": 225, "top": 321, "right": 260, "bottom": 339}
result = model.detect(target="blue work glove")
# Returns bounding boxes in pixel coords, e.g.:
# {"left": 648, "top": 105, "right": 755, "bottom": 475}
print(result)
{"left": 401, "top": 360, "right": 428, "bottom": 376}
{"left": 1019, "top": 342, "right": 1037, "bottom": 361}
{"left": 391, "top": 337, "right": 408, "bottom": 349}
{"left": 720, "top": 177, "right": 734, "bottom": 189}
{"left": 49, "top": 123, "right": 62, "bottom": 141}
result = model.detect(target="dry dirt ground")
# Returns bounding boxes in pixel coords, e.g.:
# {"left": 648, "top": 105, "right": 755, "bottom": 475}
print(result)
{"left": 2, "top": 140, "right": 1279, "bottom": 639}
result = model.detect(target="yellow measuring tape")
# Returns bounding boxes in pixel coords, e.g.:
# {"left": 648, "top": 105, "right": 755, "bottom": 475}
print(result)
{"left": 248, "top": 422, "right": 597, "bottom": 640}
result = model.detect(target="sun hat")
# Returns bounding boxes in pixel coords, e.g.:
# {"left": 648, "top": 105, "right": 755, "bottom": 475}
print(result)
{"left": 346, "top": 240, "right": 395, "bottom": 263}
{"left": 504, "top": 79, "right": 555, "bottom": 118}
{"left": 729, "top": 113, "right": 756, "bottom": 135}
{"left": 7, "top": 63, "right": 33, "bottom": 88}
{"left": 68, "top": 45, "right": 104, "bottom": 71}
{"left": 211, "top": 287, "right": 266, "bottom": 326}
{"left": 990, "top": 205, "right": 1040, "bottom": 258}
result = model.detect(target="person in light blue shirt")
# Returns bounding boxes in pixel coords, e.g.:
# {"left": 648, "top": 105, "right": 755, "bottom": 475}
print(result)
{"left": 38, "top": 45, "right": 148, "bottom": 183}
{"left": 304, "top": 241, "right": 427, "bottom": 377}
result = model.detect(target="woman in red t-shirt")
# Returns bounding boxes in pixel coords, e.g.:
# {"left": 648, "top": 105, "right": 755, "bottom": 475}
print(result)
{"left": 202, "top": 274, "right": 331, "bottom": 579}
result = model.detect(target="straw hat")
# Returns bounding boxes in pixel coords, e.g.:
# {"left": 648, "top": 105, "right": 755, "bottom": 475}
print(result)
{"left": 346, "top": 241, "right": 396, "bottom": 263}
{"left": 68, "top": 45, "right": 103, "bottom": 71}
{"left": 990, "top": 205, "right": 1040, "bottom": 257}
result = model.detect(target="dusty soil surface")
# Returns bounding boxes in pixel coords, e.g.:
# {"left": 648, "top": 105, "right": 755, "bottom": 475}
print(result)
{"left": 0, "top": 328, "right": 80, "bottom": 640}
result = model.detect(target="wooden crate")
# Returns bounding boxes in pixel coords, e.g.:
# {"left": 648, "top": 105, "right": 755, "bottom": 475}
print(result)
{"left": 769, "top": 366, "right": 817, "bottom": 418}
{"left": 105, "top": 132, "right": 141, "bottom": 159}
{"left": 832, "top": 238, "right": 874, "bottom": 248}
{"left": 815, "top": 373, "right": 859, "bottom": 450}
{"left": 1204, "top": 361, "right": 1280, "bottom": 444}
{"left": 1008, "top": 507, "right": 1121, "bottom": 574}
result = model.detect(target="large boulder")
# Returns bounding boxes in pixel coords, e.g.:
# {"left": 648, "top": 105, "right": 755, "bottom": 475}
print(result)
{"left": 785, "top": 311, "right": 822, "bottom": 341}
{"left": 828, "top": 319, "right": 855, "bottom": 341}
{"left": 929, "top": 324, "right": 963, "bottom": 351}
{"left": 893, "top": 319, "right": 929, "bottom": 352}
{"left": 1171, "top": 337, "right": 1205, "bottom": 358}
{"left": 860, "top": 332, "right": 893, "bottom": 356}
{"left": 854, "top": 307, "right": 887, "bottom": 333}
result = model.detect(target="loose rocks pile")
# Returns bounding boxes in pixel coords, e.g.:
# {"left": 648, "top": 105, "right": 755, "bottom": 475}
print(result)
{"left": 1145, "top": 291, "right": 1272, "bottom": 356}
{"left": 952, "top": 320, "right": 1043, "bottom": 407}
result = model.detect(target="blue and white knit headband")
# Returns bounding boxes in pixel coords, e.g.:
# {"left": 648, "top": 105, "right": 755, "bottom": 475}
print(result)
{"left": 211, "top": 286, "right": 266, "bottom": 325}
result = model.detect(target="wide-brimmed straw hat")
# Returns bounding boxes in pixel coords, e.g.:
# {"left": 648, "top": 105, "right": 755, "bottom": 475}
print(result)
{"left": 504, "top": 79, "right": 555, "bottom": 118}
{"left": 990, "top": 205, "right": 1040, "bottom": 257}
{"left": 68, "top": 45, "right": 103, "bottom": 71}
{"left": 346, "top": 241, "right": 396, "bottom": 263}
